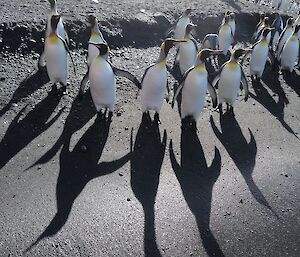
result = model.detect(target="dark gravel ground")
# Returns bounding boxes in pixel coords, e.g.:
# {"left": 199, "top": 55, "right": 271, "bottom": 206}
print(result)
{"left": 0, "top": 1, "right": 300, "bottom": 257}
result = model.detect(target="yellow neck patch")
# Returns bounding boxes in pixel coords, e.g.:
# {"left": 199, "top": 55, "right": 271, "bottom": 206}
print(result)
{"left": 227, "top": 60, "right": 239, "bottom": 69}
{"left": 291, "top": 35, "right": 298, "bottom": 41}
{"left": 157, "top": 58, "right": 167, "bottom": 68}
{"left": 260, "top": 39, "right": 268, "bottom": 46}
{"left": 48, "top": 33, "right": 60, "bottom": 43}
{"left": 195, "top": 63, "right": 206, "bottom": 72}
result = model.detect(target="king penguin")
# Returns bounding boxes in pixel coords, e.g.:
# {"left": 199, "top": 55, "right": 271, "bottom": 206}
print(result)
{"left": 79, "top": 15, "right": 141, "bottom": 97}
{"left": 228, "top": 12, "right": 236, "bottom": 37}
{"left": 271, "top": 13, "right": 284, "bottom": 51}
{"left": 253, "top": 17, "right": 272, "bottom": 44}
{"left": 172, "top": 49, "right": 221, "bottom": 126}
{"left": 88, "top": 43, "right": 115, "bottom": 120}
{"left": 279, "top": 25, "right": 300, "bottom": 72}
{"left": 249, "top": 28, "right": 274, "bottom": 81}
{"left": 167, "top": 9, "right": 192, "bottom": 41}
{"left": 218, "top": 15, "right": 234, "bottom": 56}
{"left": 212, "top": 48, "right": 250, "bottom": 115}
{"left": 38, "top": 0, "right": 68, "bottom": 70}
{"left": 178, "top": 23, "right": 198, "bottom": 75}
{"left": 140, "top": 38, "right": 184, "bottom": 122}
{"left": 45, "top": 15, "right": 74, "bottom": 93}
{"left": 276, "top": 18, "right": 294, "bottom": 59}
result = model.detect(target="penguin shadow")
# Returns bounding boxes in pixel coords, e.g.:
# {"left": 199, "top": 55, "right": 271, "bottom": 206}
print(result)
{"left": 250, "top": 79, "right": 298, "bottom": 139}
{"left": 0, "top": 87, "right": 64, "bottom": 170}
{"left": 26, "top": 117, "right": 131, "bottom": 251}
{"left": 28, "top": 91, "right": 96, "bottom": 169}
{"left": 169, "top": 125, "right": 223, "bottom": 257}
{"left": 130, "top": 114, "right": 167, "bottom": 257}
{"left": 0, "top": 69, "right": 50, "bottom": 118}
{"left": 210, "top": 114, "right": 276, "bottom": 214}
{"left": 281, "top": 69, "right": 300, "bottom": 98}
{"left": 262, "top": 63, "right": 289, "bottom": 105}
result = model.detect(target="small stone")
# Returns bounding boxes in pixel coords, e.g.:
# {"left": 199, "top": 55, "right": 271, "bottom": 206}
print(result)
{"left": 0, "top": 77, "right": 5, "bottom": 81}
{"left": 81, "top": 145, "right": 88, "bottom": 152}
{"left": 240, "top": 199, "right": 243, "bottom": 203}
{"left": 12, "top": 103, "right": 18, "bottom": 107}
{"left": 284, "top": 174, "right": 288, "bottom": 177}
{"left": 116, "top": 112, "right": 122, "bottom": 117}
{"left": 119, "top": 173, "right": 123, "bottom": 177}
{"left": 12, "top": 195, "right": 15, "bottom": 198}
{"left": 126, "top": 198, "right": 131, "bottom": 202}
{"left": 91, "top": 0, "right": 99, "bottom": 3}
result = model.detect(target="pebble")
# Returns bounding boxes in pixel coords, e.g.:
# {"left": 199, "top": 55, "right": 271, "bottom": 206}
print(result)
{"left": 126, "top": 198, "right": 131, "bottom": 201}
{"left": 81, "top": 145, "right": 88, "bottom": 153}
{"left": 91, "top": 0, "right": 99, "bottom": 3}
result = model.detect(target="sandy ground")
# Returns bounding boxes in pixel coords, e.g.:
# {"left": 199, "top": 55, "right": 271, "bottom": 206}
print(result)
{"left": 0, "top": 0, "right": 300, "bottom": 257}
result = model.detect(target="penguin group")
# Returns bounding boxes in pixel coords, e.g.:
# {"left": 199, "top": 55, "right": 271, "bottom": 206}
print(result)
{"left": 39, "top": 0, "right": 299, "bottom": 128}
{"left": 253, "top": 0, "right": 299, "bottom": 14}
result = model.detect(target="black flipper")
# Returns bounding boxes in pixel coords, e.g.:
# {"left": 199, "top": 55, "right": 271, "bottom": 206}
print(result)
{"left": 112, "top": 66, "right": 141, "bottom": 89}
{"left": 241, "top": 67, "right": 249, "bottom": 102}
{"left": 57, "top": 34, "right": 77, "bottom": 76}
{"left": 207, "top": 82, "right": 218, "bottom": 108}
{"left": 79, "top": 69, "right": 89, "bottom": 95}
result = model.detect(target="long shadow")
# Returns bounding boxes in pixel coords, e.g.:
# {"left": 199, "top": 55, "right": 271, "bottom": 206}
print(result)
{"left": 130, "top": 114, "right": 167, "bottom": 257}
{"left": 169, "top": 126, "right": 224, "bottom": 257}
{"left": 0, "top": 69, "right": 49, "bottom": 118}
{"left": 28, "top": 92, "right": 96, "bottom": 168}
{"left": 0, "top": 87, "right": 63, "bottom": 170}
{"left": 250, "top": 79, "right": 298, "bottom": 139}
{"left": 282, "top": 70, "right": 300, "bottom": 98}
{"left": 210, "top": 114, "right": 275, "bottom": 213}
{"left": 262, "top": 63, "right": 289, "bottom": 105}
{"left": 27, "top": 117, "right": 131, "bottom": 250}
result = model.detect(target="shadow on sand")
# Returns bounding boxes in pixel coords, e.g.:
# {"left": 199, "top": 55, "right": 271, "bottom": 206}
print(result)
{"left": 250, "top": 79, "right": 298, "bottom": 139}
{"left": 0, "top": 87, "right": 63, "bottom": 170}
{"left": 282, "top": 69, "right": 300, "bottom": 98}
{"left": 28, "top": 92, "right": 96, "bottom": 169}
{"left": 130, "top": 113, "right": 167, "bottom": 257}
{"left": 169, "top": 124, "right": 224, "bottom": 257}
{"left": 0, "top": 69, "right": 50, "bottom": 118}
{"left": 210, "top": 113, "right": 277, "bottom": 215}
{"left": 27, "top": 116, "right": 131, "bottom": 251}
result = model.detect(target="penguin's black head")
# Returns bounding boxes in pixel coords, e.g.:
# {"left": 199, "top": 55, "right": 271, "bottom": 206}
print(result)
{"left": 48, "top": 0, "right": 56, "bottom": 10}
{"left": 86, "top": 14, "right": 97, "bottom": 27}
{"left": 263, "top": 17, "right": 271, "bottom": 26}
{"left": 287, "top": 18, "right": 294, "bottom": 26}
{"left": 260, "top": 13, "right": 266, "bottom": 20}
{"left": 233, "top": 48, "right": 250, "bottom": 60}
{"left": 185, "top": 23, "right": 197, "bottom": 35}
{"left": 224, "top": 15, "right": 230, "bottom": 23}
{"left": 226, "top": 11, "right": 231, "bottom": 16}
{"left": 262, "top": 27, "right": 273, "bottom": 37}
{"left": 50, "top": 15, "right": 61, "bottom": 30}
{"left": 161, "top": 38, "right": 186, "bottom": 55}
{"left": 93, "top": 43, "right": 109, "bottom": 56}
{"left": 197, "top": 49, "right": 223, "bottom": 62}
{"left": 183, "top": 8, "right": 192, "bottom": 16}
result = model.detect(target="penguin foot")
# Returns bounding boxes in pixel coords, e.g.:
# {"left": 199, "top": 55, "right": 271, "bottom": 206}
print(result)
{"left": 229, "top": 106, "right": 235, "bottom": 116}
{"left": 51, "top": 83, "right": 58, "bottom": 92}
{"left": 154, "top": 112, "right": 161, "bottom": 124}
{"left": 218, "top": 104, "right": 223, "bottom": 115}
{"left": 96, "top": 110, "right": 107, "bottom": 121}
{"left": 108, "top": 111, "right": 113, "bottom": 122}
